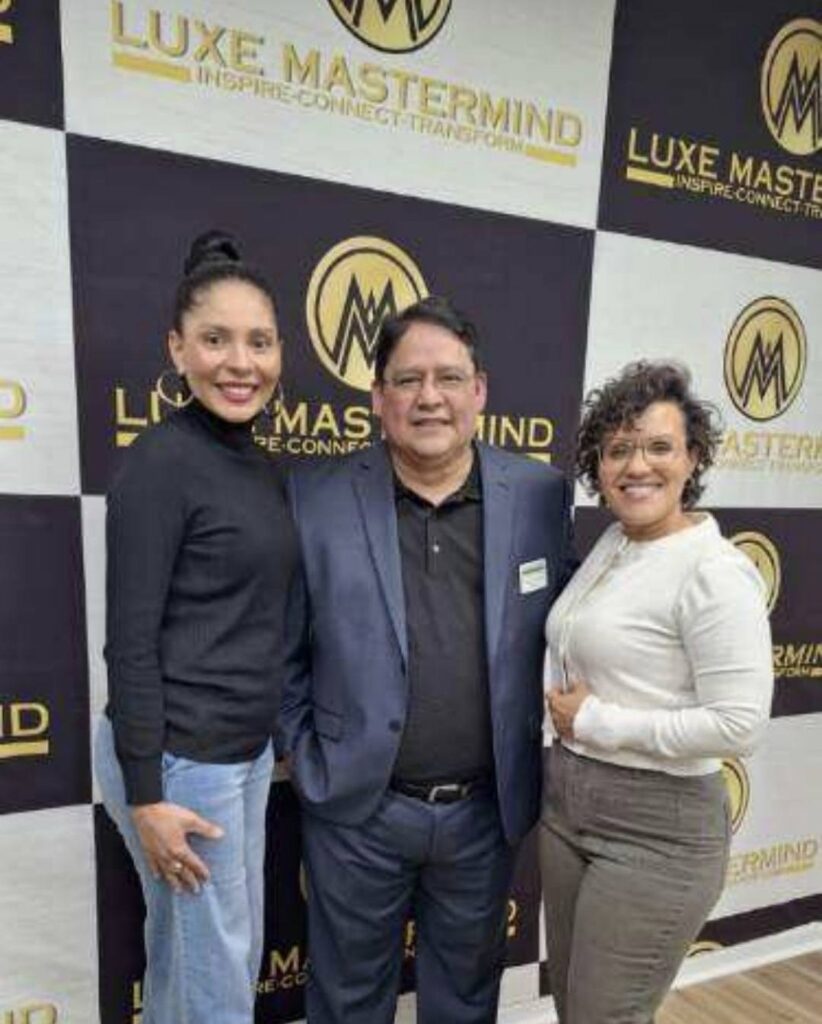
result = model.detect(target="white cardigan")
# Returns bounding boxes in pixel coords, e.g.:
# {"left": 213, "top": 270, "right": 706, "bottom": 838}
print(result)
{"left": 545, "top": 514, "right": 774, "bottom": 775}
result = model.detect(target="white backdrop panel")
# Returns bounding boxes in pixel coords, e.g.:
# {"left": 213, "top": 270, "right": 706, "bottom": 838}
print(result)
{"left": 62, "top": 0, "right": 614, "bottom": 227}
{"left": 0, "top": 121, "right": 78, "bottom": 495}
{"left": 713, "top": 713, "right": 822, "bottom": 919}
{"left": 82, "top": 494, "right": 108, "bottom": 804}
{"left": 582, "top": 231, "right": 822, "bottom": 508}
{"left": 0, "top": 805, "right": 98, "bottom": 1022}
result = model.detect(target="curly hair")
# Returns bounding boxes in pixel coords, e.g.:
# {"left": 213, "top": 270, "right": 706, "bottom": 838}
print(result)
{"left": 575, "top": 361, "right": 722, "bottom": 508}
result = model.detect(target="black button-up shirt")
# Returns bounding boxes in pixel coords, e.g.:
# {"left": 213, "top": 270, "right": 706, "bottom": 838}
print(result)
{"left": 392, "top": 455, "right": 493, "bottom": 784}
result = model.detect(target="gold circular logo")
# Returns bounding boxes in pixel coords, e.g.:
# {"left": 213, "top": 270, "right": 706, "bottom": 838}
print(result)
{"left": 306, "top": 236, "right": 428, "bottom": 392}
{"left": 721, "top": 757, "right": 751, "bottom": 834}
{"left": 730, "top": 530, "right": 781, "bottom": 613}
{"left": 761, "top": 19, "right": 822, "bottom": 156}
{"left": 723, "top": 297, "right": 806, "bottom": 421}
{"left": 326, "top": 0, "right": 452, "bottom": 53}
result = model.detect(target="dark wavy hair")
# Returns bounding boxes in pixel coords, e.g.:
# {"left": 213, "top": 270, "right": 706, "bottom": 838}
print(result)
{"left": 172, "top": 230, "right": 277, "bottom": 332}
{"left": 576, "top": 361, "right": 722, "bottom": 508}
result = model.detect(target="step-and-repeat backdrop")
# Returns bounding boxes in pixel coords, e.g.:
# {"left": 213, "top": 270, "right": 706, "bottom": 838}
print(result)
{"left": 1, "top": 2, "right": 820, "bottom": 1022}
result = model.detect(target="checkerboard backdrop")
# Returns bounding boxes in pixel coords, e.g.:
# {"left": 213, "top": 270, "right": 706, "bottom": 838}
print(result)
{"left": 1, "top": 3, "right": 820, "bottom": 1022}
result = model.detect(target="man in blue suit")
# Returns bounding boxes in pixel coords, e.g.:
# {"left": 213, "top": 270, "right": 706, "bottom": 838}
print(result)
{"left": 279, "top": 296, "right": 574, "bottom": 1024}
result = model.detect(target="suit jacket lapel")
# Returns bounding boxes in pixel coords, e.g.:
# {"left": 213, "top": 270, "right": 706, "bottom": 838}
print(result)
{"left": 479, "top": 444, "right": 515, "bottom": 672}
{"left": 353, "top": 443, "right": 408, "bottom": 663}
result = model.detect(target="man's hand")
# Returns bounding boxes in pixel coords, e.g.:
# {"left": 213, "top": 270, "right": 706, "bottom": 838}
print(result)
{"left": 546, "top": 681, "right": 592, "bottom": 740}
{"left": 131, "top": 802, "right": 224, "bottom": 893}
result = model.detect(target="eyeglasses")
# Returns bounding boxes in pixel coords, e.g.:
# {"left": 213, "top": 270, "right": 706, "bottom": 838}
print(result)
{"left": 599, "top": 436, "right": 683, "bottom": 467}
{"left": 383, "top": 369, "right": 475, "bottom": 393}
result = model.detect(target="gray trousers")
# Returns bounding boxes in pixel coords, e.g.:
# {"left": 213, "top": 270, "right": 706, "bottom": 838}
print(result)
{"left": 540, "top": 744, "right": 730, "bottom": 1024}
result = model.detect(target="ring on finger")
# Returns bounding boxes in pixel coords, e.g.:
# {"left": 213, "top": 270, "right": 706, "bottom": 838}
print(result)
{"left": 171, "top": 860, "right": 183, "bottom": 874}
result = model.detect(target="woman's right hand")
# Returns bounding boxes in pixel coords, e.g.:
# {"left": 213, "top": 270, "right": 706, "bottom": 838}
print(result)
{"left": 131, "top": 802, "right": 224, "bottom": 893}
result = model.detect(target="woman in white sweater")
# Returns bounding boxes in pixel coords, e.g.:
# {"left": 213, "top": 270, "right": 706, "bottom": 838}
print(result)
{"left": 541, "top": 361, "right": 773, "bottom": 1024}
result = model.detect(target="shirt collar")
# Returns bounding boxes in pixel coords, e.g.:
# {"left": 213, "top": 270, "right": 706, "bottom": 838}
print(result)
{"left": 394, "top": 447, "right": 482, "bottom": 508}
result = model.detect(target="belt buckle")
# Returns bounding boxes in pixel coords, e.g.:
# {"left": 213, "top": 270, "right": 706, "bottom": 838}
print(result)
{"left": 427, "top": 783, "right": 463, "bottom": 803}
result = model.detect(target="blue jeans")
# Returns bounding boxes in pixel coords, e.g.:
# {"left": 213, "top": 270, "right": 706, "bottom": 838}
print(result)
{"left": 95, "top": 718, "right": 273, "bottom": 1024}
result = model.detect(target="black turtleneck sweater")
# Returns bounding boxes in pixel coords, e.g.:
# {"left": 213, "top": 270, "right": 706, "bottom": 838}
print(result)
{"left": 105, "top": 400, "right": 299, "bottom": 805}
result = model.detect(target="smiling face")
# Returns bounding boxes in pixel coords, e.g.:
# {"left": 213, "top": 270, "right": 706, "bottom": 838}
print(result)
{"left": 168, "top": 278, "right": 281, "bottom": 423}
{"left": 597, "top": 400, "right": 698, "bottom": 541}
{"left": 371, "top": 320, "right": 487, "bottom": 475}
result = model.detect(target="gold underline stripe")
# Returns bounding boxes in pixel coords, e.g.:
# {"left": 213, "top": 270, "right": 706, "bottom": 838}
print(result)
{"left": 0, "top": 426, "right": 25, "bottom": 440}
{"left": 523, "top": 145, "right": 577, "bottom": 167}
{"left": 0, "top": 740, "right": 50, "bottom": 759}
{"left": 626, "top": 165, "right": 674, "bottom": 188}
{"left": 113, "top": 51, "right": 192, "bottom": 82}
{"left": 0, "top": 25, "right": 13, "bottom": 45}
{"left": 117, "top": 431, "right": 139, "bottom": 447}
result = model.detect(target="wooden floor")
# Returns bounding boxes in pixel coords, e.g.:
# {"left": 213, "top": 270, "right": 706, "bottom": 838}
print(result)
{"left": 657, "top": 951, "right": 822, "bottom": 1024}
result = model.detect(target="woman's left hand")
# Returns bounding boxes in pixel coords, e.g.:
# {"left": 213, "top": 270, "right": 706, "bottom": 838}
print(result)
{"left": 547, "top": 681, "right": 592, "bottom": 740}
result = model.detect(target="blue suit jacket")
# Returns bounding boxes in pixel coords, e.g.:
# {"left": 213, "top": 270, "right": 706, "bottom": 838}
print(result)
{"left": 278, "top": 442, "right": 575, "bottom": 845}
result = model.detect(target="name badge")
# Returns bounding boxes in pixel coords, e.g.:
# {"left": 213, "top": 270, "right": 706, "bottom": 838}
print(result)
{"left": 519, "top": 558, "right": 548, "bottom": 594}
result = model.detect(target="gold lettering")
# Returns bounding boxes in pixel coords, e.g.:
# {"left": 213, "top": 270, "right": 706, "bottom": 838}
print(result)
{"left": 775, "top": 164, "right": 795, "bottom": 197}
{"left": 25, "top": 1007, "right": 57, "bottom": 1024}
{"left": 697, "top": 145, "right": 719, "bottom": 179}
{"left": 507, "top": 898, "right": 518, "bottom": 938}
{"left": 557, "top": 112, "right": 582, "bottom": 147}
{"left": 192, "top": 21, "right": 227, "bottom": 66}
{"left": 10, "top": 703, "right": 49, "bottom": 738}
{"left": 115, "top": 387, "right": 149, "bottom": 429}
{"left": 527, "top": 417, "right": 554, "bottom": 448}
{"left": 230, "top": 30, "right": 263, "bottom": 76}
{"left": 111, "top": 0, "right": 146, "bottom": 49}
{"left": 499, "top": 417, "right": 526, "bottom": 447}
{"left": 359, "top": 63, "right": 388, "bottom": 105}
{"left": 478, "top": 93, "right": 510, "bottom": 132}
{"left": 0, "top": 0, "right": 13, "bottom": 45}
{"left": 753, "top": 161, "right": 773, "bottom": 191}
{"left": 343, "top": 405, "right": 373, "bottom": 440}
{"left": 387, "top": 69, "right": 418, "bottom": 110}
{"left": 0, "top": 1007, "right": 58, "bottom": 1024}
{"left": 0, "top": 379, "right": 26, "bottom": 418}
{"left": 0, "top": 378, "right": 25, "bottom": 439}
{"left": 420, "top": 77, "right": 447, "bottom": 118}
{"left": 147, "top": 11, "right": 187, "bottom": 58}
{"left": 282, "top": 43, "right": 320, "bottom": 88}
{"left": 525, "top": 103, "right": 551, "bottom": 143}
{"left": 729, "top": 152, "right": 754, "bottom": 186}
{"left": 274, "top": 402, "right": 309, "bottom": 435}
{"left": 269, "top": 945, "right": 301, "bottom": 976}
{"left": 311, "top": 404, "right": 341, "bottom": 437}
{"left": 449, "top": 86, "right": 477, "bottom": 125}
{"left": 650, "top": 133, "right": 674, "bottom": 169}
{"left": 742, "top": 433, "right": 760, "bottom": 458}
{"left": 723, "top": 431, "right": 740, "bottom": 456}
{"left": 627, "top": 127, "right": 648, "bottom": 165}
{"left": 323, "top": 55, "right": 356, "bottom": 97}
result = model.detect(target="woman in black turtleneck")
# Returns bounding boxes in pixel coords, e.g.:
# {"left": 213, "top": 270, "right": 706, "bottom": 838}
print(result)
{"left": 95, "top": 231, "right": 299, "bottom": 1024}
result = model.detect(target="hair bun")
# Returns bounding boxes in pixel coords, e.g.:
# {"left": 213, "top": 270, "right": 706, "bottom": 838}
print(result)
{"left": 184, "top": 230, "right": 242, "bottom": 276}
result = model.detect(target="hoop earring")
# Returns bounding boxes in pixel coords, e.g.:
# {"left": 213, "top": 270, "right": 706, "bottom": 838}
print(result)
{"left": 156, "top": 368, "right": 193, "bottom": 409}
{"left": 263, "top": 380, "right": 285, "bottom": 420}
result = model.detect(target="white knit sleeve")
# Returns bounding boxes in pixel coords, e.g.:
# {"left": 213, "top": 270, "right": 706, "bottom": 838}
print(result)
{"left": 572, "top": 554, "right": 774, "bottom": 758}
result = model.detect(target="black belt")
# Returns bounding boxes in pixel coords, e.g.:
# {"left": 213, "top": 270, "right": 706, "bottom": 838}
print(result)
{"left": 390, "top": 776, "right": 488, "bottom": 804}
